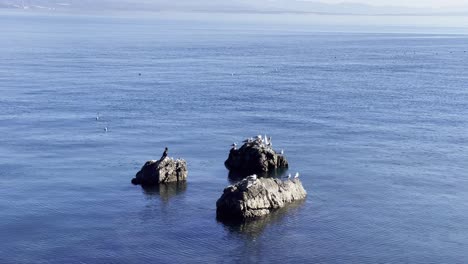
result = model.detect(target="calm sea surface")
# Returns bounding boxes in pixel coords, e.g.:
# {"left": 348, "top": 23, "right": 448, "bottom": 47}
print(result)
{"left": 1, "top": 12, "right": 468, "bottom": 263}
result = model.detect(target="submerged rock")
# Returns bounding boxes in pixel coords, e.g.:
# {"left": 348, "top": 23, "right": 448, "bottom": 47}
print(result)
{"left": 132, "top": 157, "right": 187, "bottom": 186}
{"left": 216, "top": 177, "right": 307, "bottom": 220}
{"left": 225, "top": 137, "right": 288, "bottom": 175}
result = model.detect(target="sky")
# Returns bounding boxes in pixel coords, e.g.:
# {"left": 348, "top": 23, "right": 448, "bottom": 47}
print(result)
{"left": 2, "top": 0, "right": 468, "bottom": 11}
{"left": 317, "top": 0, "right": 468, "bottom": 8}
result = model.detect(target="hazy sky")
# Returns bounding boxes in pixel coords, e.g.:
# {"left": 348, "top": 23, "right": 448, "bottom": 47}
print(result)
{"left": 318, "top": 0, "right": 468, "bottom": 8}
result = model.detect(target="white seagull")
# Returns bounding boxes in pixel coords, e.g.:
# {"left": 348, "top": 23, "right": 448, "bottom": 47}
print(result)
{"left": 280, "top": 149, "right": 284, "bottom": 155}
{"left": 104, "top": 127, "right": 108, "bottom": 132}
{"left": 247, "top": 174, "right": 257, "bottom": 181}
{"left": 294, "top": 172, "right": 300, "bottom": 179}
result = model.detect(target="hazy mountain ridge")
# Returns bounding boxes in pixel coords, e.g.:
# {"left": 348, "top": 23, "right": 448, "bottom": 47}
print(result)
{"left": 1, "top": 0, "right": 467, "bottom": 15}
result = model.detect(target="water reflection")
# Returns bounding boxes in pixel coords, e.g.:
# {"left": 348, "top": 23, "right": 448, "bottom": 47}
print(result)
{"left": 218, "top": 199, "right": 306, "bottom": 238}
{"left": 227, "top": 168, "right": 289, "bottom": 184}
{"left": 141, "top": 181, "right": 187, "bottom": 202}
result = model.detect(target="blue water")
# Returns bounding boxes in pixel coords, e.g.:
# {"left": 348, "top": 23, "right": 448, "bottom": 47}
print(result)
{"left": 1, "top": 12, "right": 468, "bottom": 263}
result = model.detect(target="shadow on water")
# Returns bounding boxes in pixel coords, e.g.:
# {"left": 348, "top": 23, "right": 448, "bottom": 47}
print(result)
{"left": 227, "top": 168, "right": 289, "bottom": 184}
{"left": 140, "top": 181, "right": 187, "bottom": 203}
{"left": 218, "top": 199, "right": 306, "bottom": 239}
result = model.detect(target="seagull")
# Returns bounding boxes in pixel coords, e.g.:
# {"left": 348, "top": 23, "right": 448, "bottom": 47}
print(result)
{"left": 104, "top": 127, "right": 108, "bottom": 132}
{"left": 96, "top": 113, "right": 100, "bottom": 121}
{"left": 288, "top": 173, "right": 291, "bottom": 179}
{"left": 267, "top": 136, "right": 272, "bottom": 146}
{"left": 245, "top": 174, "right": 258, "bottom": 188}
{"left": 231, "top": 143, "right": 237, "bottom": 150}
{"left": 280, "top": 149, "right": 284, "bottom": 155}
{"left": 264, "top": 134, "right": 268, "bottom": 145}
{"left": 294, "top": 172, "right": 300, "bottom": 179}
{"left": 247, "top": 174, "right": 257, "bottom": 181}
{"left": 257, "top": 135, "right": 263, "bottom": 144}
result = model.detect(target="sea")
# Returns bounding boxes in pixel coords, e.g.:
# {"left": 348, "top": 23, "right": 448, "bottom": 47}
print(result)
{"left": 1, "top": 11, "right": 467, "bottom": 263}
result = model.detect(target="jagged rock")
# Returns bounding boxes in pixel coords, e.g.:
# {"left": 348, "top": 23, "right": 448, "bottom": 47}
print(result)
{"left": 216, "top": 177, "right": 307, "bottom": 220}
{"left": 132, "top": 157, "right": 187, "bottom": 185}
{"left": 225, "top": 139, "right": 288, "bottom": 175}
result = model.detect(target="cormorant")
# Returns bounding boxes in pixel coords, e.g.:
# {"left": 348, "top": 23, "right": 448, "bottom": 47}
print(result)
{"left": 160, "top": 147, "right": 168, "bottom": 161}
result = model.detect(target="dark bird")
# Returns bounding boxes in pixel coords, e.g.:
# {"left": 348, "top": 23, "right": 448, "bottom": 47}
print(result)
{"left": 160, "top": 147, "right": 168, "bottom": 161}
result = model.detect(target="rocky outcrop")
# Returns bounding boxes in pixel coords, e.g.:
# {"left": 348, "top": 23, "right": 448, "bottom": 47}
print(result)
{"left": 219, "top": 199, "right": 306, "bottom": 237}
{"left": 225, "top": 138, "right": 288, "bottom": 175}
{"left": 132, "top": 157, "right": 187, "bottom": 186}
{"left": 216, "top": 177, "right": 307, "bottom": 220}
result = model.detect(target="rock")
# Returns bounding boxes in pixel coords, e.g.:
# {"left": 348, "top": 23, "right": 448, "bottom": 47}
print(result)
{"left": 219, "top": 199, "right": 306, "bottom": 237}
{"left": 216, "top": 177, "right": 307, "bottom": 220}
{"left": 224, "top": 139, "right": 288, "bottom": 175}
{"left": 132, "top": 157, "right": 188, "bottom": 186}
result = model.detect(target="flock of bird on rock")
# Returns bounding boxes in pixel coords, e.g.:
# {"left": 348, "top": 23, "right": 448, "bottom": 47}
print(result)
{"left": 231, "top": 134, "right": 284, "bottom": 155}
{"left": 241, "top": 171, "right": 300, "bottom": 189}
{"left": 230, "top": 134, "right": 300, "bottom": 189}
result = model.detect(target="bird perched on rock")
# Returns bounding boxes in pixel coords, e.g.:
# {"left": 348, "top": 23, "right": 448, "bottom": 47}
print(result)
{"left": 247, "top": 174, "right": 257, "bottom": 181}
{"left": 280, "top": 149, "right": 284, "bottom": 155}
{"left": 256, "top": 135, "right": 263, "bottom": 144}
{"left": 231, "top": 143, "right": 237, "bottom": 150}
{"left": 160, "top": 147, "right": 168, "bottom": 161}
{"left": 245, "top": 174, "right": 258, "bottom": 188}
{"left": 294, "top": 172, "right": 300, "bottom": 179}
